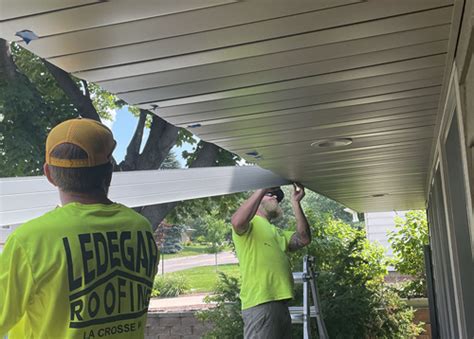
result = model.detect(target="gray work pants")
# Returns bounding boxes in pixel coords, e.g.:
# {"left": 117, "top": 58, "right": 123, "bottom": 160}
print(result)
{"left": 242, "top": 300, "right": 292, "bottom": 339}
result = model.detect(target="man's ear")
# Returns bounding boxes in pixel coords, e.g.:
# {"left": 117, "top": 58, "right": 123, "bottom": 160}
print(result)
{"left": 43, "top": 163, "right": 57, "bottom": 187}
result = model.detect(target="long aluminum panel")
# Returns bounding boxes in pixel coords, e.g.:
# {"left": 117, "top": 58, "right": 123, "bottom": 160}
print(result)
{"left": 0, "top": 166, "right": 289, "bottom": 226}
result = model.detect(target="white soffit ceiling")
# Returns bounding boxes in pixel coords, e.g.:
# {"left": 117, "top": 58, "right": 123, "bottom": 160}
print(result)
{"left": 0, "top": 0, "right": 456, "bottom": 212}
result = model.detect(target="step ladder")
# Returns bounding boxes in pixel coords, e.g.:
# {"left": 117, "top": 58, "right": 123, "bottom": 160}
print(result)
{"left": 290, "top": 255, "right": 329, "bottom": 339}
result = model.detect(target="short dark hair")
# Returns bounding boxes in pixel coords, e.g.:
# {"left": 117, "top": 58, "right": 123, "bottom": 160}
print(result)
{"left": 48, "top": 143, "right": 113, "bottom": 194}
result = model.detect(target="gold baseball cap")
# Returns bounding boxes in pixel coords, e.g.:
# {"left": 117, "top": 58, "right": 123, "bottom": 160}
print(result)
{"left": 46, "top": 118, "right": 116, "bottom": 168}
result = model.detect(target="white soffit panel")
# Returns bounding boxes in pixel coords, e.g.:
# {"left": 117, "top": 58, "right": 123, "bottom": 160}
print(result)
{"left": 0, "top": 0, "right": 457, "bottom": 212}
{"left": 0, "top": 0, "right": 99, "bottom": 21}
{"left": 0, "top": 166, "right": 289, "bottom": 226}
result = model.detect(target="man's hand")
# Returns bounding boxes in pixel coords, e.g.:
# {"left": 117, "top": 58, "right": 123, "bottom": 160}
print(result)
{"left": 291, "top": 183, "right": 305, "bottom": 203}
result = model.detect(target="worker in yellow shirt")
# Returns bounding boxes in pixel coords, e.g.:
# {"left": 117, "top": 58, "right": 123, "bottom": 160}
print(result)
{"left": 231, "top": 184, "right": 311, "bottom": 339}
{"left": 0, "top": 118, "right": 158, "bottom": 338}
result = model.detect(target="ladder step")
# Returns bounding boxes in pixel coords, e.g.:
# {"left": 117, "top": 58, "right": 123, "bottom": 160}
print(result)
{"left": 289, "top": 306, "right": 317, "bottom": 323}
{"left": 293, "top": 272, "right": 304, "bottom": 284}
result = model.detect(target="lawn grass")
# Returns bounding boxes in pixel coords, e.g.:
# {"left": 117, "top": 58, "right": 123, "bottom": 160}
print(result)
{"left": 166, "top": 264, "right": 240, "bottom": 293}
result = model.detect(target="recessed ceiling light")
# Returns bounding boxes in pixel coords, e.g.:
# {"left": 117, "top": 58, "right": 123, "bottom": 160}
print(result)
{"left": 311, "top": 138, "right": 353, "bottom": 148}
{"left": 372, "top": 193, "right": 387, "bottom": 198}
{"left": 187, "top": 123, "right": 202, "bottom": 128}
{"left": 246, "top": 151, "right": 259, "bottom": 157}
{"left": 245, "top": 151, "right": 263, "bottom": 160}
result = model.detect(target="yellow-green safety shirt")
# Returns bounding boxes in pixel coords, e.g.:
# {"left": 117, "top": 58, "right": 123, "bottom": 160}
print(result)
{"left": 0, "top": 202, "right": 158, "bottom": 339}
{"left": 232, "top": 215, "right": 294, "bottom": 310}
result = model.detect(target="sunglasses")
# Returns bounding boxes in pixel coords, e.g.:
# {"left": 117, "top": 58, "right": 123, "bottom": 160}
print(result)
{"left": 265, "top": 189, "right": 284, "bottom": 203}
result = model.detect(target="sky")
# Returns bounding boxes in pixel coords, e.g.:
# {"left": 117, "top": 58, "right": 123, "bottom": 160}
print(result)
{"left": 105, "top": 107, "right": 195, "bottom": 167}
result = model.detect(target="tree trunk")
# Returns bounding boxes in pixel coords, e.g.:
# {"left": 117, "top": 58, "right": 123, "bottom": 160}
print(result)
{"left": 137, "top": 140, "right": 221, "bottom": 230}
{"left": 136, "top": 114, "right": 178, "bottom": 170}
{"left": 0, "top": 39, "right": 17, "bottom": 82}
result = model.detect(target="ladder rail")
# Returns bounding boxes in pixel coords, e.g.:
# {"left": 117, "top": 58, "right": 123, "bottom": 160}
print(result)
{"left": 307, "top": 260, "right": 329, "bottom": 339}
{"left": 292, "top": 255, "right": 329, "bottom": 339}
{"left": 303, "top": 256, "right": 311, "bottom": 339}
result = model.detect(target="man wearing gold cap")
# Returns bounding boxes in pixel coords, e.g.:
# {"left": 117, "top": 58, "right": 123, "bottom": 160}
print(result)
{"left": 0, "top": 118, "right": 159, "bottom": 338}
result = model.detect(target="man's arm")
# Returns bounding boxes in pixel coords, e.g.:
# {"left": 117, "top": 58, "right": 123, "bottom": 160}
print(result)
{"left": 288, "top": 184, "right": 311, "bottom": 252}
{"left": 231, "top": 188, "right": 270, "bottom": 235}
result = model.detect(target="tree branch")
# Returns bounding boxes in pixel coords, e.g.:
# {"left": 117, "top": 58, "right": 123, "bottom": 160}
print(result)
{"left": 81, "top": 79, "right": 90, "bottom": 98}
{"left": 43, "top": 60, "right": 100, "bottom": 121}
{"left": 118, "top": 109, "right": 148, "bottom": 171}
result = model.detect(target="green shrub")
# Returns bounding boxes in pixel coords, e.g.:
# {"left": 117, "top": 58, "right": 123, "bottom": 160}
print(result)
{"left": 152, "top": 274, "right": 190, "bottom": 298}
{"left": 289, "top": 212, "right": 423, "bottom": 338}
{"left": 195, "top": 235, "right": 206, "bottom": 244}
{"left": 388, "top": 210, "right": 429, "bottom": 297}
{"left": 197, "top": 273, "right": 243, "bottom": 339}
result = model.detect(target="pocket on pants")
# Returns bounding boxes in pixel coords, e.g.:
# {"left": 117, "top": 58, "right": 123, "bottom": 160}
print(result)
{"left": 243, "top": 305, "right": 269, "bottom": 338}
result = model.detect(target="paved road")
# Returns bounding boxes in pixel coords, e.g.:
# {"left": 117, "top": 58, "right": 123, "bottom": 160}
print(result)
{"left": 157, "top": 251, "right": 239, "bottom": 274}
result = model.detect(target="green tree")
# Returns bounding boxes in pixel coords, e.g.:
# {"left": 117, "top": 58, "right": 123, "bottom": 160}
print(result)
{"left": 202, "top": 210, "right": 230, "bottom": 271}
{"left": 1, "top": 42, "right": 77, "bottom": 176}
{"left": 159, "top": 151, "right": 181, "bottom": 169}
{"left": 388, "top": 210, "right": 429, "bottom": 297}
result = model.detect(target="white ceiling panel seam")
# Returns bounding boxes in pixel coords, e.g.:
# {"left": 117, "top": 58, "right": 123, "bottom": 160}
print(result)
{"left": 157, "top": 87, "right": 443, "bottom": 125}
{"left": 45, "top": 5, "right": 453, "bottom": 73}
{"left": 4, "top": 0, "right": 355, "bottom": 47}
{"left": 1, "top": 0, "right": 239, "bottom": 39}
{"left": 195, "top": 107, "right": 440, "bottom": 137}
{"left": 96, "top": 31, "right": 450, "bottom": 91}
{"left": 198, "top": 110, "right": 438, "bottom": 141}
{"left": 153, "top": 86, "right": 444, "bottom": 123}
{"left": 0, "top": 0, "right": 99, "bottom": 22}
{"left": 263, "top": 147, "right": 434, "bottom": 167}
{"left": 121, "top": 58, "right": 447, "bottom": 105}
{"left": 263, "top": 144, "right": 434, "bottom": 164}
{"left": 228, "top": 127, "right": 436, "bottom": 156}
{"left": 205, "top": 111, "right": 438, "bottom": 144}
{"left": 114, "top": 53, "right": 448, "bottom": 103}
{"left": 30, "top": 1, "right": 364, "bottom": 58}
{"left": 251, "top": 138, "right": 435, "bottom": 162}
{"left": 76, "top": 40, "right": 448, "bottom": 83}
{"left": 181, "top": 96, "right": 441, "bottom": 129}
{"left": 214, "top": 114, "right": 438, "bottom": 141}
